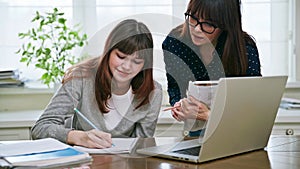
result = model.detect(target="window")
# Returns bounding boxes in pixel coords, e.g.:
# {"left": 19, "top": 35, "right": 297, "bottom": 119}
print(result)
{"left": 242, "top": 0, "right": 294, "bottom": 81}
{"left": 0, "top": 0, "right": 297, "bottom": 89}
{"left": 0, "top": 0, "right": 73, "bottom": 82}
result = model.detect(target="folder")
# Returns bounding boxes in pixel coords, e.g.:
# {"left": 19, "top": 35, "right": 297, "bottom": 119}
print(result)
{"left": 0, "top": 138, "right": 92, "bottom": 168}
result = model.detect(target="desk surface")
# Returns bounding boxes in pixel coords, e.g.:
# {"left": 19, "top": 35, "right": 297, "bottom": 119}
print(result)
{"left": 90, "top": 135, "right": 300, "bottom": 169}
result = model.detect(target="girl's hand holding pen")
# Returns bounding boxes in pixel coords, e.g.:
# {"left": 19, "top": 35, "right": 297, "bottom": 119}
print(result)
{"left": 85, "top": 129, "right": 112, "bottom": 148}
{"left": 71, "top": 108, "right": 113, "bottom": 148}
{"left": 67, "top": 129, "right": 112, "bottom": 149}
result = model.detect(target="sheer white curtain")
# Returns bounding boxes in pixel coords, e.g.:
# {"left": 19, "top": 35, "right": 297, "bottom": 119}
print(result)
{"left": 242, "top": 0, "right": 292, "bottom": 79}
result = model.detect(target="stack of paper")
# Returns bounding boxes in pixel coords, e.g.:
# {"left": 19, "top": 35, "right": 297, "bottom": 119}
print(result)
{"left": 188, "top": 80, "right": 219, "bottom": 108}
{"left": 184, "top": 80, "right": 219, "bottom": 131}
{"left": 74, "top": 138, "right": 139, "bottom": 154}
{"left": 0, "top": 138, "right": 92, "bottom": 168}
{"left": 280, "top": 97, "right": 300, "bottom": 109}
{"left": 0, "top": 69, "right": 23, "bottom": 86}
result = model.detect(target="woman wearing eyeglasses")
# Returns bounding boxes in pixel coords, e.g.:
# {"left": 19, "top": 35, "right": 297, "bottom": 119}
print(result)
{"left": 162, "top": 0, "right": 261, "bottom": 136}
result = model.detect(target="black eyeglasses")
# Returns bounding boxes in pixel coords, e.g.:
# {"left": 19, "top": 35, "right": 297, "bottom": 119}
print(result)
{"left": 184, "top": 13, "right": 218, "bottom": 34}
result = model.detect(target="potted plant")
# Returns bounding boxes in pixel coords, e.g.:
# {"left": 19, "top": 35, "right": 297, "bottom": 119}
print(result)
{"left": 16, "top": 8, "right": 88, "bottom": 87}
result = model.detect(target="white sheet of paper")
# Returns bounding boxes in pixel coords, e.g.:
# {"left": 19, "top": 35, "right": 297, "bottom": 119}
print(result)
{"left": 184, "top": 81, "right": 218, "bottom": 131}
{"left": 73, "top": 138, "right": 139, "bottom": 154}
{"left": 281, "top": 97, "right": 300, "bottom": 104}
{"left": 188, "top": 81, "right": 218, "bottom": 107}
{"left": 0, "top": 138, "right": 69, "bottom": 157}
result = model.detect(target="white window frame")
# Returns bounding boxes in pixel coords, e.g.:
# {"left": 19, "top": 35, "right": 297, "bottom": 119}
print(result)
{"left": 0, "top": 0, "right": 299, "bottom": 88}
{"left": 295, "top": 0, "right": 300, "bottom": 82}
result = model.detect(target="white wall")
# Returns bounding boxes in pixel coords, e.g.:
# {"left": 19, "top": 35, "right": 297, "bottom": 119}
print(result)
{"left": 296, "top": 0, "right": 300, "bottom": 81}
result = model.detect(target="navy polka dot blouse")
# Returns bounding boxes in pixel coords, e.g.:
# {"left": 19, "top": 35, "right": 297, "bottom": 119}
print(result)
{"left": 162, "top": 35, "right": 261, "bottom": 106}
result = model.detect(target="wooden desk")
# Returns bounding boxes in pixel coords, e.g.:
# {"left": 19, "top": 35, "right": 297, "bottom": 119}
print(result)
{"left": 90, "top": 135, "right": 300, "bottom": 169}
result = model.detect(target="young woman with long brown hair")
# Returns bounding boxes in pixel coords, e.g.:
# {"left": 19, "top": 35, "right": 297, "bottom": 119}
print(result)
{"left": 32, "top": 19, "right": 162, "bottom": 148}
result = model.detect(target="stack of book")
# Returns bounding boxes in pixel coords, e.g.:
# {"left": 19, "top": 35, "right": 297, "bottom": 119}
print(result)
{"left": 0, "top": 69, "right": 23, "bottom": 87}
{"left": 280, "top": 97, "right": 300, "bottom": 109}
{"left": 0, "top": 138, "right": 92, "bottom": 168}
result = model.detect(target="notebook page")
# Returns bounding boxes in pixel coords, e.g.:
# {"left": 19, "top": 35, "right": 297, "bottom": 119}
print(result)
{"left": 74, "top": 138, "right": 138, "bottom": 154}
{"left": 0, "top": 138, "right": 69, "bottom": 157}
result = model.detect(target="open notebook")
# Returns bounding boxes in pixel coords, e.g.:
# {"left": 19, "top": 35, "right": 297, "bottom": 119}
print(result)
{"left": 74, "top": 138, "right": 139, "bottom": 154}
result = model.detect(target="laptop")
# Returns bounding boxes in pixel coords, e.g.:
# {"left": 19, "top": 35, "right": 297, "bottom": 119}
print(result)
{"left": 137, "top": 76, "right": 288, "bottom": 163}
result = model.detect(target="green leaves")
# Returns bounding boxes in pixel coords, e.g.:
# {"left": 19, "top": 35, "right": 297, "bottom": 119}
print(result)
{"left": 16, "top": 8, "right": 88, "bottom": 87}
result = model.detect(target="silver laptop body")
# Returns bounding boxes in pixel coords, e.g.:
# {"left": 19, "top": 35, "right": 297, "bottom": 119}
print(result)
{"left": 137, "top": 76, "right": 288, "bottom": 163}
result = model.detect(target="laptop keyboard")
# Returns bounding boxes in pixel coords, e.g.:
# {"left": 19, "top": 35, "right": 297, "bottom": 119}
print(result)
{"left": 172, "top": 146, "right": 201, "bottom": 156}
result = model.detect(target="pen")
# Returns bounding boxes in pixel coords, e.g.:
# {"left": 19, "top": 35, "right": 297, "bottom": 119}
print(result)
{"left": 74, "top": 108, "right": 99, "bottom": 130}
{"left": 163, "top": 105, "right": 181, "bottom": 111}
{"left": 73, "top": 108, "right": 115, "bottom": 147}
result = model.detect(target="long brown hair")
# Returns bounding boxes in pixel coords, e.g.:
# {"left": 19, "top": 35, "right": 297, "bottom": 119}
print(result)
{"left": 63, "top": 19, "right": 154, "bottom": 113}
{"left": 180, "top": 0, "right": 256, "bottom": 76}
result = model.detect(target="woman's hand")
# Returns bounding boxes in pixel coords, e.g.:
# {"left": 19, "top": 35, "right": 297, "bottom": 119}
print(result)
{"left": 171, "top": 96, "right": 210, "bottom": 121}
{"left": 67, "top": 129, "right": 112, "bottom": 148}
{"left": 171, "top": 101, "right": 183, "bottom": 121}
